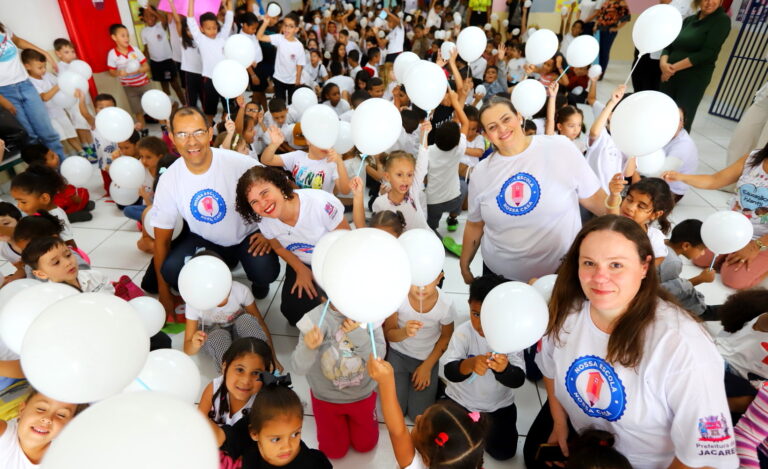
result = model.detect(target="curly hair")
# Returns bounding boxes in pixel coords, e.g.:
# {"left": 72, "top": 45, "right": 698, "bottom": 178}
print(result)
{"left": 719, "top": 288, "right": 768, "bottom": 333}
{"left": 235, "top": 166, "right": 295, "bottom": 224}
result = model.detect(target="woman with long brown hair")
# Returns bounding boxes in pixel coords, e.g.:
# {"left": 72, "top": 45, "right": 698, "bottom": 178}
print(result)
{"left": 523, "top": 215, "right": 736, "bottom": 469}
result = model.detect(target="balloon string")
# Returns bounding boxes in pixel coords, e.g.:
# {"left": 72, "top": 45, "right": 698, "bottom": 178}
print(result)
{"left": 466, "top": 351, "right": 496, "bottom": 384}
{"left": 356, "top": 154, "right": 368, "bottom": 177}
{"left": 226, "top": 99, "right": 231, "bottom": 121}
{"left": 318, "top": 299, "right": 331, "bottom": 327}
{"left": 624, "top": 54, "right": 643, "bottom": 86}
{"left": 369, "top": 323, "right": 378, "bottom": 359}
{"left": 709, "top": 253, "right": 717, "bottom": 270}
{"left": 555, "top": 65, "right": 570, "bottom": 83}
{"left": 135, "top": 377, "right": 152, "bottom": 391}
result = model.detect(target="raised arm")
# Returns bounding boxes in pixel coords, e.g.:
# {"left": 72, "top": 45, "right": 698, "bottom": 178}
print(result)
{"left": 545, "top": 81, "right": 558, "bottom": 135}
{"left": 11, "top": 34, "right": 58, "bottom": 73}
{"left": 260, "top": 126, "right": 287, "bottom": 166}
{"left": 662, "top": 154, "right": 747, "bottom": 190}
{"left": 167, "top": 0, "right": 184, "bottom": 36}
{"left": 589, "top": 84, "right": 625, "bottom": 142}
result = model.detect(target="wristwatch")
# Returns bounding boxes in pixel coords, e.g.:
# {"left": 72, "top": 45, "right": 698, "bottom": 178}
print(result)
{"left": 755, "top": 239, "right": 768, "bottom": 251}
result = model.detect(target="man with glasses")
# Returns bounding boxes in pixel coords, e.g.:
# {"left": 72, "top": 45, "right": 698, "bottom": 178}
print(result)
{"left": 151, "top": 106, "right": 279, "bottom": 317}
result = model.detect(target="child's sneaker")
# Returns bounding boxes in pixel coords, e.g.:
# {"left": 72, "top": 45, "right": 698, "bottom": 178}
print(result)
{"left": 446, "top": 216, "right": 459, "bottom": 232}
{"left": 112, "top": 275, "right": 145, "bottom": 302}
{"left": 442, "top": 236, "right": 462, "bottom": 257}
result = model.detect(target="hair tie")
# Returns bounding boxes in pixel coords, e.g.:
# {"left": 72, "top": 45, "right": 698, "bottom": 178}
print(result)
{"left": 468, "top": 411, "right": 480, "bottom": 423}
{"left": 259, "top": 371, "right": 292, "bottom": 388}
{"left": 434, "top": 432, "right": 449, "bottom": 447}
{"left": 598, "top": 440, "right": 609, "bottom": 447}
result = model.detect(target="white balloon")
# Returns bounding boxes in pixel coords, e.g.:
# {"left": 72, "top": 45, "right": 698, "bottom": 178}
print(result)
{"left": 300, "top": 104, "right": 340, "bottom": 149}
{"left": 95, "top": 107, "right": 134, "bottom": 142}
{"left": 484, "top": 23, "right": 492, "bottom": 31}
{"left": 511, "top": 79, "right": 546, "bottom": 118}
{"left": 524, "top": 0, "right": 532, "bottom": 7}
{"left": 42, "top": 392, "right": 218, "bottom": 469}
{"left": 572, "top": 86, "right": 584, "bottom": 96}
{"left": 632, "top": 4, "right": 683, "bottom": 55}
{"left": 525, "top": 29, "right": 559, "bottom": 65}
{"left": 512, "top": 27, "right": 520, "bottom": 36}
{"left": 333, "top": 121, "right": 355, "bottom": 154}
{"left": 565, "top": 35, "right": 599, "bottom": 67}
{"left": 141, "top": 89, "right": 172, "bottom": 121}
{"left": 435, "top": 30, "right": 444, "bottom": 40}
{"left": 109, "top": 182, "right": 140, "bottom": 206}
{"left": 491, "top": 12, "right": 499, "bottom": 20}
{"left": 636, "top": 149, "right": 666, "bottom": 176}
{"left": 480, "top": 282, "right": 548, "bottom": 353}
{"left": 532, "top": 274, "right": 557, "bottom": 303}
{"left": 503, "top": 19, "right": 510, "bottom": 27}
{"left": 377, "top": 30, "right": 386, "bottom": 39}
{"left": 212, "top": 59, "right": 248, "bottom": 99}
{"left": 360, "top": 17, "right": 368, "bottom": 27}
{"left": 610, "top": 91, "right": 679, "bottom": 156}
{"left": 405, "top": 61, "right": 448, "bottom": 111}
{"left": 178, "top": 255, "right": 233, "bottom": 310}
{"left": 60, "top": 155, "right": 93, "bottom": 187}
{"left": 0, "top": 279, "right": 40, "bottom": 307}
{"left": 440, "top": 41, "right": 456, "bottom": 61}
{"left": 454, "top": 12, "right": 462, "bottom": 24}
{"left": 588, "top": 64, "right": 603, "bottom": 79}
{"left": 0, "top": 283, "right": 79, "bottom": 354}
{"left": 57, "top": 71, "right": 88, "bottom": 97}
{"left": 128, "top": 297, "right": 166, "bottom": 337}
{"left": 394, "top": 51, "right": 420, "bottom": 82}
{"left": 144, "top": 208, "right": 184, "bottom": 240}
{"left": 125, "top": 59, "right": 141, "bottom": 73}
{"left": 352, "top": 98, "right": 402, "bottom": 155}
{"left": 51, "top": 90, "right": 77, "bottom": 108}
{"left": 475, "top": 84, "right": 487, "bottom": 96}
{"left": 323, "top": 228, "right": 411, "bottom": 323}
{"left": 701, "top": 211, "right": 754, "bottom": 255}
{"left": 398, "top": 229, "right": 445, "bottom": 287}
{"left": 124, "top": 350, "right": 201, "bottom": 404}
{"left": 21, "top": 293, "right": 149, "bottom": 403}
{"left": 311, "top": 230, "right": 350, "bottom": 288}
{"left": 457, "top": 27, "right": 486, "bottom": 63}
{"left": 661, "top": 156, "right": 683, "bottom": 172}
{"left": 109, "top": 156, "right": 146, "bottom": 189}
{"left": 224, "top": 34, "right": 257, "bottom": 67}
{"left": 69, "top": 60, "right": 93, "bottom": 80}
{"left": 292, "top": 87, "right": 318, "bottom": 118}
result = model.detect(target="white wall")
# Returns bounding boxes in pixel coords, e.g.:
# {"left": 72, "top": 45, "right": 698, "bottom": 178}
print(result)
{"left": 2, "top": 0, "right": 70, "bottom": 50}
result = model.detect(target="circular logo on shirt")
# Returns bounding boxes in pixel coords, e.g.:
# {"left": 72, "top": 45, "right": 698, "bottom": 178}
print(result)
{"left": 565, "top": 355, "right": 626, "bottom": 422}
{"left": 496, "top": 172, "right": 540, "bottom": 216}
{"left": 190, "top": 189, "right": 226, "bottom": 224}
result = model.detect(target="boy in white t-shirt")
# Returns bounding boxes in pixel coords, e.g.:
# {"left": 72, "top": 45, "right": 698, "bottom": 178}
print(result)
{"left": 140, "top": 5, "right": 186, "bottom": 106}
{"left": 458, "top": 107, "right": 485, "bottom": 212}
{"left": 261, "top": 126, "right": 351, "bottom": 195}
{"left": 257, "top": 12, "right": 306, "bottom": 104}
{"left": 440, "top": 275, "right": 526, "bottom": 461}
{"left": 52, "top": 38, "right": 96, "bottom": 160}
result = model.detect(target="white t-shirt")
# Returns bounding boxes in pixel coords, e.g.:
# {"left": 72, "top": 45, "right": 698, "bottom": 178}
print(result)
{"left": 210, "top": 375, "right": 256, "bottom": 425}
{"left": 279, "top": 150, "right": 339, "bottom": 193}
{"left": 326, "top": 75, "right": 355, "bottom": 95}
{"left": 152, "top": 148, "right": 259, "bottom": 246}
{"left": 302, "top": 61, "right": 327, "bottom": 87}
{"left": 185, "top": 281, "right": 254, "bottom": 326}
{"left": 560, "top": 33, "right": 575, "bottom": 55}
{"left": 426, "top": 8, "right": 442, "bottom": 29}
{"left": 258, "top": 189, "right": 344, "bottom": 265}
{"left": 662, "top": 130, "right": 698, "bottom": 196}
{"left": 537, "top": 300, "right": 738, "bottom": 469}
{"left": 323, "top": 99, "right": 351, "bottom": 116}
{"left": 507, "top": 57, "right": 526, "bottom": 83}
{"left": 730, "top": 150, "right": 768, "bottom": 239}
{"left": 180, "top": 42, "right": 203, "bottom": 74}
{"left": 391, "top": 289, "right": 455, "bottom": 361}
{"left": 0, "top": 242, "right": 21, "bottom": 264}
{"left": 29, "top": 73, "right": 69, "bottom": 120}
{"left": 243, "top": 33, "right": 264, "bottom": 66}
{"left": 76, "top": 270, "right": 115, "bottom": 294}
{"left": 386, "top": 24, "right": 405, "bottom": 55}
{"left": 439, "top": 320, "right": 525, "bottom": 413}
{"left": 187, "top": 11, "right": 234, "bottom": 78}
{"left": 460, "top": 134, "right": 485, "bottom": 168}
{"left": 0, "top": 419, "right": 36, "bottom": 469}
{"left": 404, "top": 450, "right": 427, "bottom": 469}
{"left": 0, "top": 29, "right": 29, "bottom": 87}
{"left": 268, "top": 34, "right": 306, "bottom": 85}
{"left": 586, "top": 128, "right": 625, "bottom": 194}
{"left": 427, "top": 134, "right": 467, "bottom": 205}
{"left": 647, "top": 226, "right": 668, "bottom": 259}
{"left": 468, "top": 136, "right": 601, "bottom": 281}
{"left": 716, "top": 316, "right": 768, "bottom": 383}
{"left": 92, "top": 128, "right": 117, "bottom": 171}
{"left": 372, "top": 145, "right": 430, "bottom": 231}
{"left": 469, "top": 57, "right": 487, "bottom": 81}
{"left": 141, "top": 23, "right": 173, "bottom": 62}
{"left": 106, "top": 46, "right": 150, "bottom": 87}
{"left": 578, "top": 0, "right": 604, "bottom": 21}
{"left": 48, "top": 207, "right": 73, "bottom": 242}
{"left": 168, "top": 17, "right": 183, "bottom": 63}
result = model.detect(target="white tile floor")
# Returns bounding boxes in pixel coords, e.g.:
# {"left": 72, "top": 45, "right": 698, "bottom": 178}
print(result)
{"left": 0, "top": 59, "right": 756, "bottom": 468}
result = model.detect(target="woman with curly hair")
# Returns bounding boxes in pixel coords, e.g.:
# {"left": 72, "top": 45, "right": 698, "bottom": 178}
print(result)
{"left": 236, "top": 166, "right": 350, "bottom": 326}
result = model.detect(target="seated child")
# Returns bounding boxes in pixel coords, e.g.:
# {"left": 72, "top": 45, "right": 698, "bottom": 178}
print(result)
{"left": 320, "top": 83, "right": 351, "bottom": 116}
{"left": 20, "top": 144, "right": 94, "bottom": 222}
{"left": 659, "top": 219, "right": 717, "bottom": 319}
{"left": 291, "top": 301, "right": 385, "bottom": 459}
{"left": 199, "top": 338, "right": 275, "bottom": 427}
{"left": 137, "top": 153, "right": 178, "bottom": 254}
{"left": 0, "top": 388, "right": 85, "bottom": 468}
{"left": 212, "top": 371, "right": 332, "bottom": 468}
{"left": 183, "top": 251, "right": 280, "bottom": 372}
{"left": 384, "top": 272, "right": 454, "bottom": 420}
{"left": 0, "top": 203, "right": 22, "bottom": 285}
{"left": 440, "top": 274, "right": 526, "bottom": 461}
{"left": 458, "top": 106, "right": 485, "bottom": 210}
{"left": 122, "top": 136, "right": 167, "bottom": 223}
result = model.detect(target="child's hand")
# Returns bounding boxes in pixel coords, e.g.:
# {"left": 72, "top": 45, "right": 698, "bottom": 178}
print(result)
{"left": 404, "top": 320, "right": 423, "bottom": 337}
{"left": 341, "top": 318, "right": 360, "bottom": 333}
{"left": 487, "top": 353, "right": 508, "bottom": 373}
{"left": 661, "top": 170, "right": 682, "bottom": 182}
{"left": 190, "top": 330, "right": 207, "bottom": 353}
{"left": 236, "top": 95, "right": 245, "bottom": 107}
{"left": 449, "top": 47, "right": 458, "bottom": 64}
{"left": 366, "top": 355, "right": 394, "bottom": 382}
{"left": 350, "top": 176, "right": 364, "bottom": 197}
{"left": 267, "top": 126, "right": 285, "bottom": 146}
{"left": 547, "top": 81, "right": 559, "bottom": 97}
{"left": 420, "top": 120, "right": 432, "bottom": 139}
{"left": 497, "top": 43, "right": 506, "bottom": 61}
{"left": 555, "top": 54, "right": 563, "bottom": 70}
{"left": 524, "top": 63, "right": 537, "bottom": 76}
{"left": 609, "top": 84, "right": 626, "bottom": 104}
{"left": 257, "top": 109, "right": 265, "bottom": 124}
{"left": 304, "top": 326, "right": 323, "bottom": 350}
{"left": 695, "top": 268, "right": 716, "bottom": 284}
{"left": 608, "top": 173, "right": 627, "bottom": 196}
{"left": 326, "top": 149, "right": 341, "bottom": 164}
{"left": 225, "top": 119, "right": 236, "bottom": 135}
{"left": 472, "top": 353, "right": 491, "bottom": 376}
{"left": 111, "top": 149, "right": 121, "bottom": 161}
{"left": 412, "top": 362, "right": 432, "bottom": 390}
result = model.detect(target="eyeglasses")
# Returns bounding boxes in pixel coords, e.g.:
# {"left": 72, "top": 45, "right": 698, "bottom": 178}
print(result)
{"left": 174, "top": 129, "right": 208, "bottom": 140}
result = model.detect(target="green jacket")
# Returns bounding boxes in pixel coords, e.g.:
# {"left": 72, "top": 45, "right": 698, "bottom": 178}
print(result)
{"left": 662, "top": 7, "right": 731, "bottom": 73}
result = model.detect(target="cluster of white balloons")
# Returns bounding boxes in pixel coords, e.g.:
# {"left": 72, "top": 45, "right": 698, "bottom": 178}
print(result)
{"left": 394, "top": 52, "right": 448, "bottom": 111}
{"left": 55, "top": 59, "right": 92, "bottom": 108}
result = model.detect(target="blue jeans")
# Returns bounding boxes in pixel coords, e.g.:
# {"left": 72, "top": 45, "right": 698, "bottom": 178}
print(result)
{"left": 123, "top": 204, "right": 146, "bottom": 222}
{"left": 597, "top": 29, "right": 618, "bottom": 76}
{"left": 0, "top": 80, "right": 65, "bottom": 158}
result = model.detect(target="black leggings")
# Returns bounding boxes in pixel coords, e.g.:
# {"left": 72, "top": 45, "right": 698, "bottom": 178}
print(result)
{"left": 202, "top": 76, "right": 238, "bottom": 117}
{"left": 184, "top": 71, "right": 203, "bottom": 108}
{"left": 281, "top": 263, "right": 323, "bottom": 326}
{"left": 523, "top": 400, "right": 577, "bottom": 468}
{"left": 273, "top": 78, "right": 296, "bottom": 105}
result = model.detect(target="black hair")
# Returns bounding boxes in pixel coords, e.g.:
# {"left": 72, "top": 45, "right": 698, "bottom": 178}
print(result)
{"left": 401, "top": 109, "right": 421, "bottom": 134}
{"left": 268, "top": 97, "right": 288, "bottom": 114}
{"left": 469, "top": 274, "right": 506, "bottom": 303}
{"left": 21, "top": 236, "right": 68, "bottom": 270}
{"left": 170, "top": 106, "right": 210, "bottom": 133}
{"left": 122, "top": 130, "right": 141, "bottom": 145}
{"left": 348, "top": 49, "right": 360, "bottom": 62}
{"left": 180, "top": 18, "right": 196, "bottom": 49}
{"left": 366, "top": 77, "right": 384, "bottom": 91}
{"left": 320, "top": 83, "right": 340, "bottom": 103}
{"left": 555, "top": 105, "right": 585, "bottom": 133}
{"left": 370, "top": 210, "right": 407, "bottom": 237}
{"left": 331, "top": 42, "right": 347, "bottom": 64}
{"left": 567, "top": 429, "right": 632, "bottom": 469}
{"left": 719, "top": 288, "right": 768, "bottom": 333}
{"left": 748, "top": 140, "right": 768, "bottom": 169}
{"left": 199, "top": 12, "right": 219, "bottom": 29}
{"left": 366, "top": 47, "right": 381, "bottom": 64}
{"left": 248, "top": 383, "right": 303, "bottom": 434}
{"left": 523, "top": 119, "right": 537, "bottom": 134}
{"left": 413, "top": 400, "right": 489, "bottom": 468}
{"left": 20, "top": 49, "right": 46, "bottom": 64}
{"left": 355, "top": 69, "right": 370, "bottom": 87}
{"left": 53, "top": 38, "right": 73, "bottom": 51}
{"left": 109, "top": 23, "right": 127, "bottom": 36}
{"left": 209, "top": 338, "right": 275, "bottom": 425}
{"left": 350, "top": 89, "right": 371, "bottom": 108}
{"left": 434, "top": 122, "right": 460, "bottom": 152}
{"left": 284, "top": 12, "right": 300, "bottom": 26}
{"left": 137, "top": 136, "right": 168, "bottom": 158}
{"left": 669, "top": 219, "right": 704, "bottom": 246}
{"left": 464, "top": 105, "right": 480, "bottom": 124}
{"left": 572, "top": 19, "right": 586, "bottom": 30}
{"left": 236, "top": 166, "right": 295, "bottom": 224}
{"left": 152, "top": 153, "right": 180, "bottom": 193}
{"left": 329, "top": 61, "right": 344, "bottom": 77}
{"left": 533, "top": 93, "right": 566, "bottom": 119}
{"left": 12, "top": 210, "right": 65, "bottom": 242}
{"left": 11, "top": 165, "right": 66, "bottom": 198}
{"left": 241, "top": 11, "right": 259, "bottom": 26}
{"left": 0, "top": 201, "right": 22, "bottom": 221}
{"left": 94, "top": 93, "right": 117, "bottom": 106}
{"left": 20, "top": 144, "right": 52, "bottom": 166}
{"left": 625, "top": 178, "right": 674, "bottom": 234}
